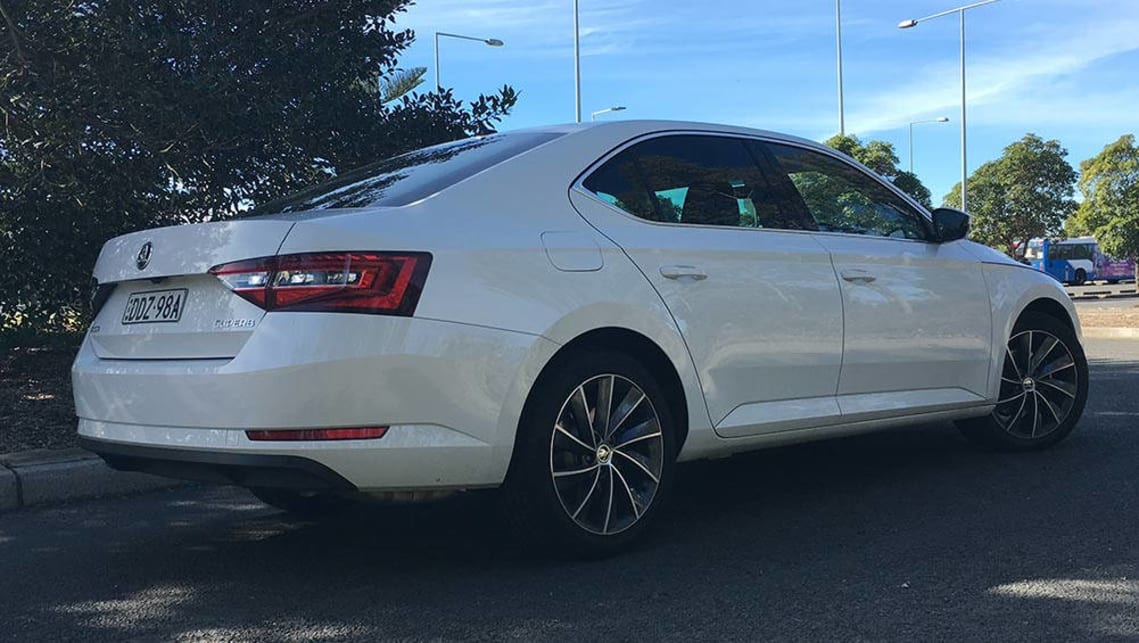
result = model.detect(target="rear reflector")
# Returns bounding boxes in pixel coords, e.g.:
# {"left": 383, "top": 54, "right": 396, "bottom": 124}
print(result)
{"left": 209, "top": 252, "right": 431, "bottom": 316}
{"left": 245, "top": 427, "right": 389, "bottom": 441}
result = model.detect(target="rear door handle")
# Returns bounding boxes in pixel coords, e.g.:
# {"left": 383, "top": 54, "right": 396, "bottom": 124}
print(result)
{"left": 660, "top": 265, "right": 708, "bottom": 281}
{"left": 840, "top": 269, "right": 876, "bottom": 284}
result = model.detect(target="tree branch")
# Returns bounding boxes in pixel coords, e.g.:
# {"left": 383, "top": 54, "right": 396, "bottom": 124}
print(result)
{"left": 0, "top": 0, "right": 26, "bottom": 65}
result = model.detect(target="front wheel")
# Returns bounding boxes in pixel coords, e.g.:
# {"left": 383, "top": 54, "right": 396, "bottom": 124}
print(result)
{"left": 501, "top": 350, "right": 677, "bottom": 558}
{"left": 957, "top": 312, "right": 1088, "bottom": 451}
{"left": 1072, "top": 268, "right": 1087, "bottom": 286}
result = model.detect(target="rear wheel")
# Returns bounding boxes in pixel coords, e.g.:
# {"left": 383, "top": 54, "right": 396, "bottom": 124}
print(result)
{"left": 249, "top": 487, "right": 355, "bottom": 517}
{"left": 957, "top": 312, "right": 1088, "bottom": 451}
{"left": 501, "top": 350, "right": 677, "bottom": 558}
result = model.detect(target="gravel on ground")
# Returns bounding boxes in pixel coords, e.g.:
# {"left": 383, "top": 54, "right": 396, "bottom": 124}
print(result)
{"left": 1, "top": 346, "right": 79, "bottom": 453}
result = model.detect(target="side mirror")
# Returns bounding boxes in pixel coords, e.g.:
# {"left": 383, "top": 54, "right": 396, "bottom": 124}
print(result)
{"left": 931, "top": 208, "right": 970, "bottom": 242}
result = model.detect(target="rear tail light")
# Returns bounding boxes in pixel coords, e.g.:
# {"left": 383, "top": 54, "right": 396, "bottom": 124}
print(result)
{"left": 246, "top": 426, "right": 388, "bottom": 441}
{"left": 209, "top": 252, "right": 430, "bottom": 316}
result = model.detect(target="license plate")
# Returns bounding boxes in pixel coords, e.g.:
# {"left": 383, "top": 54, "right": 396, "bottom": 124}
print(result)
{"left": 121, "top": 288, "right": 187, "bottom": 325}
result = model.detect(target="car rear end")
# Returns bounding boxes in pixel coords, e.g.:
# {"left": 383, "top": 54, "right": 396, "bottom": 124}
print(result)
{"left": 73, "top": 207, "right": 553, "bottom": 493}
{"left": 72, "top": 131, "right": 587, "bottom": 495}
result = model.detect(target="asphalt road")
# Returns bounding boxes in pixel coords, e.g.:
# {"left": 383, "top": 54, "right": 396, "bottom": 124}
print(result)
{"left": 3, "top": 338, "right": 1139, "bottom": 642}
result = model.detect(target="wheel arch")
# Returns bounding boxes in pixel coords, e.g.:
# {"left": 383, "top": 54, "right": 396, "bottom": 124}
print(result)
{"left": 1018, "top": 297, "right": 1077, "bottom": 331}
{"left": 515, "top": 327, "right": 691, "bottom": 460}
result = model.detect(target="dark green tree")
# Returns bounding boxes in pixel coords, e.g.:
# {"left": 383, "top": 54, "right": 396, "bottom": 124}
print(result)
{"left": 0, "top": 0, "right": 517, "bottom": 331}
{"left": 944, "top": 134, "right": 1077, "bottom": 257}
{"left": 1066, "top": 134, "right": 1139, "bottom": 281}
{"left": 824, "top": 134, "right": 933, "bottom": 208}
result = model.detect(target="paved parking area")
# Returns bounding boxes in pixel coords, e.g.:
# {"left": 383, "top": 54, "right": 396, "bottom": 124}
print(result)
{"left": 2, "top": 337, "right": 1138, "bottom": 641}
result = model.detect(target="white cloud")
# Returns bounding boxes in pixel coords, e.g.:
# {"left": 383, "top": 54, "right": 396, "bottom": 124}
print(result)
{"left": 846, "top": 13, "right": 1139, "bottom": 135}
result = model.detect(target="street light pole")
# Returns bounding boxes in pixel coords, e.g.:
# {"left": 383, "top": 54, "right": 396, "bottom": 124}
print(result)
{"left": 836, "top": 0, "right": 845, "bottom": 136}
{"left": 959, "top": 10, "right": 967, "bottom": 210}
{"left": 908, "top": 117, "right": 950, "bottom": 174}
{"left": 434, "top": 32, "right": 505, "bottom": 92}
{"left": 898, "top": 0, "right": 1000, "bottom": 213}
{"left": 574, "top": 0, "right": 582, "bottom": 123}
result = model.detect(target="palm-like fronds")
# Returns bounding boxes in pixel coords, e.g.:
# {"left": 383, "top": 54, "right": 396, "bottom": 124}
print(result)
{"left": 376, "top": 67, "right": 427, "bottom": 103}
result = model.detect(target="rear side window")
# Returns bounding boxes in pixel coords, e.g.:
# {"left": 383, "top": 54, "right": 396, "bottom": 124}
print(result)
{"left": 762, "top": 142, "right": 930, "bottom": 240}
{"left": 583, "top": 135, "right": 813, "bottom": 230}
{"left": 254, "top": 132, "right": 563, "bottom": 214}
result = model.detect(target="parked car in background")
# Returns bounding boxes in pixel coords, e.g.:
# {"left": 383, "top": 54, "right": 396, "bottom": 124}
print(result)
{"left": 1027, "top": 237, "right": 1135, "bottom": 285}
{"left": 74, "top": 121, "right": 1089, "bottom": 556}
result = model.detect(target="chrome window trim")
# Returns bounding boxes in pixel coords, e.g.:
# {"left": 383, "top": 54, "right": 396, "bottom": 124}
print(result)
{"left": 570, "top": 128, "right": 936, "bottom": 244}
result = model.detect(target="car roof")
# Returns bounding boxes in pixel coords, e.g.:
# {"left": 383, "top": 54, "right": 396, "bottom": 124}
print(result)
{"left": 508, "top": 119, "right": 832, "bottom": 155}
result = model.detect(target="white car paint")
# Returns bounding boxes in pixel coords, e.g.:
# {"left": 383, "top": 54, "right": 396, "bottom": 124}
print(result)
{"left": 73, "top": 120, "right": 1079, "bottom": 493}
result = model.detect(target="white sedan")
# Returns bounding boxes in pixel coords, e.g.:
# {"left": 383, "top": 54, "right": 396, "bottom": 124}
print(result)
{"left": 73, "top": 121, "right": 1088, "bottom": 556}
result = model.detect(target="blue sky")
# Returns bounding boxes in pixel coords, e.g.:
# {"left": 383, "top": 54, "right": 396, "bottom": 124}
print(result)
{"left": 394, "top": 0, "right": 1139, "bottom": 203}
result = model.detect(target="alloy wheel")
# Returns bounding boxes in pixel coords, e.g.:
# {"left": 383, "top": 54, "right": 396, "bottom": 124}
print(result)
{"left": 549, "top": 374, "right": 665, "bottom": 536}
{"left": 994, "top": 329, "right": 1079, "bottom": 439}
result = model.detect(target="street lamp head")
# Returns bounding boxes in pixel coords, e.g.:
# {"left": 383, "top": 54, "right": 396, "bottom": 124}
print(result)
{"left": 611, "top": 106, "right": 627, "bottom": 112}
{"left": 898, "top": 19, "right": 918, "bottom": 29}
{"left": 485, "top": 38, "right": 505, "bottom": 47}
{"left": 935, "top": 116, "right": 950, "bottom": 122}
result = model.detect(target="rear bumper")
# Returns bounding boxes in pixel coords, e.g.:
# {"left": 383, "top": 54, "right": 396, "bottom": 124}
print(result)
{"left": 79, "top": 436, "right": 355, "bottom": 490}
{"left": 72, "top": 314, "right": 560, "bottom": 490}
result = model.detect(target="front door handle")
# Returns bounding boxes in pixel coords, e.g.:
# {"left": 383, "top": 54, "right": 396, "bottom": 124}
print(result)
{"left": 660, "top": 265, "right": 708, "bottom": 281}
{"left": 840, "top": 269, "right": 876, "bottom": 284}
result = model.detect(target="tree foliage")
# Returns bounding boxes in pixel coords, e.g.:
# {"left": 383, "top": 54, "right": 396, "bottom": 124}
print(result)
{"left": 943, "top": 134, "right": 1077, "bottom": 256}
{"left": 1065, "top": 134, "right": 1139, "bottom": 266}
{"left": 824, "top": 134, "right": 932, "bottom": 208}
{"left": 0, "top": 0, "right": 517, "bottom": 330}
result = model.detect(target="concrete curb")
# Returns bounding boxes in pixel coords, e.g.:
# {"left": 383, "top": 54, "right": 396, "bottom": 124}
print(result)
{"left": 0, "top": 447, "right": 187, "bottom": 513}
{"left": 1067, "top": 289, "right": 1138, "bottom": 300}
{"left": 1083, "top": 327, "right": 1139, "bottom": 339}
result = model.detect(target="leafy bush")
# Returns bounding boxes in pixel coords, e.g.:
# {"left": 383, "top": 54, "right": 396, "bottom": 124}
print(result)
{"left": 0, "top": 0, "right": 517, "bottom": 331}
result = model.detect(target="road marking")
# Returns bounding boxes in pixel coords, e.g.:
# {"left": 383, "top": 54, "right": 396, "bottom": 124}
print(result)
{"left": 1092, "top": 411, "right": 1139, "bottom": 416}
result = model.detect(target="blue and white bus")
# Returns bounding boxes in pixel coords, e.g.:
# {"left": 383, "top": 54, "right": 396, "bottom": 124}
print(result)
{"left": 1025, "top": 237, "right": 1135, "bottom": 285}
{"left": 1025, "top": 238, "right": 1094, "bottom": 284}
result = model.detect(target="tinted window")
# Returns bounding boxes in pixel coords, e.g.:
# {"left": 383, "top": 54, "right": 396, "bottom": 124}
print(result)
{"left": 1052, "top": 243, "right": 1093, "bottom": 260}
{"left": 252, "top": 132, "right": 563, "bottom": 214}
{"left": 764, "top": 143, "right": 930, "bottom": 240}
{"left": 583, "top": 135, "right": 813, "bottom": 230}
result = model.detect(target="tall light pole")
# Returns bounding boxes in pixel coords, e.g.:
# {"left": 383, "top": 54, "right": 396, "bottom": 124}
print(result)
{"left": 899, "top": 0, "right": 1000, "bottom": 213}
{"left": 434, "top": 32, "right": 505, "bottom": 92}
{"left": 591, "top": 106, "right": 626, "bottom": 121}
{"left": 573, "top": 0, "right": 582, "bottom": 123}
{"left": 836, "top": 0, "right": 845, "bottom": 135}
{"left": 908, "top": 116, "right": 950, "bottom": 173}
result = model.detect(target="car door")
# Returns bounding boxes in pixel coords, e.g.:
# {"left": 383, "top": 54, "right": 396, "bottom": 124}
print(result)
{"left": 568, "top": 133, "right": 845, "bottom": 437}
{"left": 759, "top": 141, "right": 993, "bottom": 419}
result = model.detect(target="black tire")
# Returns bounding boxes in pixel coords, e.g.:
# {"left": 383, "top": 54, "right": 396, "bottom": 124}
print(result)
{"left": 1107, "top": 280, "right": 1120, "bottom": 285}
{"left": 957, "top": 312, "right": 1088, "bottom": 451}
{"left": 500, "top": 349, "right": 678, "bottom": 558}
{"left": 1072, "top": 268, "right": 1087, "bottom": 286}
{"left": 249, "top": 487, "right": 355, "bottom": 517}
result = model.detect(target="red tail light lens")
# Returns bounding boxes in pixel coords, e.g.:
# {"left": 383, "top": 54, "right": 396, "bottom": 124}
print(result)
{"left": 246, "top": 426, "right": 388, "bottom": 441}
{"left": 209, "top": 252, "right": 431, "bottom": 316}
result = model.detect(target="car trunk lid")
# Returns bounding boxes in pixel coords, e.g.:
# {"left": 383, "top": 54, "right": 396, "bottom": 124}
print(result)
{"left": 88, "top": 218, "right": 297, "bottom": 360}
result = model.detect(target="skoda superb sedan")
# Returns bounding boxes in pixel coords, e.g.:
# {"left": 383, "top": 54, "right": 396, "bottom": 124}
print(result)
{"left": 74, "top": 120, "right": 1088, "bottom": 556}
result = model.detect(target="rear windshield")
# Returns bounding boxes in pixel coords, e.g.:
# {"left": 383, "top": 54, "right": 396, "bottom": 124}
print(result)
{"left": 251, "top": 132, "right": 563, "bottom": 214}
